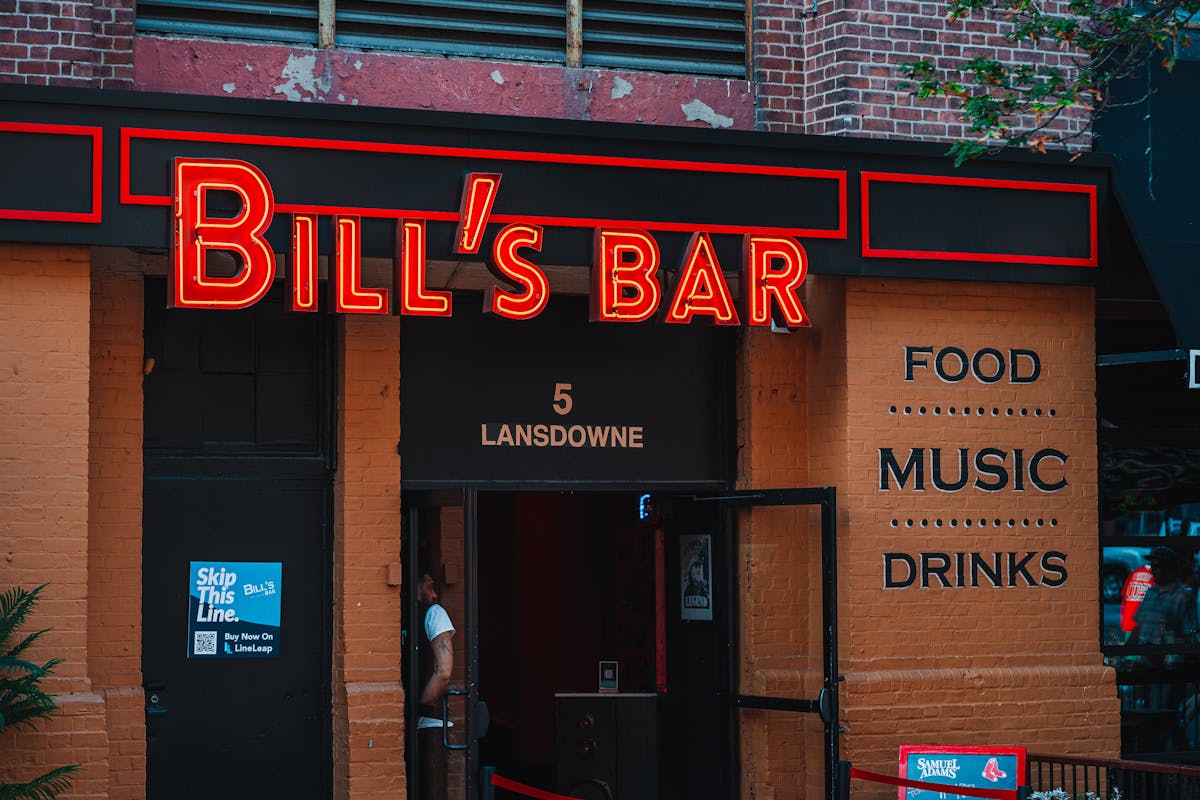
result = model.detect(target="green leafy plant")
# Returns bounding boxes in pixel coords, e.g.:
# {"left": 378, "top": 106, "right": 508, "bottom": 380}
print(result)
{"left": 0, "top": 585, "right": 79, "bottom": 800}
{"left": 1030, "top": 789, "right": 1124, "bottom": 800}
{"left": 898, "top": 0, "right": 1199, "bottom": 164}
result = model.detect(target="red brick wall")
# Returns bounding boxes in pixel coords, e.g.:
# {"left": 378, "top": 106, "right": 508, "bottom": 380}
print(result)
{"left": 752, "top": 0, "right": 1089, "bottom": 145}
{"left": 0, "top": 2, "right": 1089, "bottom": 138}
{"left": 0, "top": 1, "right": 133, "bottom": 87}
{"left": 87, "top": 254, "right": 145, "bottom": 800}
{"left": 0, "top": 244, "right": 110, "bottom": 799}
{"left": 333, "top": 313, "right": 406, "bottom": 799}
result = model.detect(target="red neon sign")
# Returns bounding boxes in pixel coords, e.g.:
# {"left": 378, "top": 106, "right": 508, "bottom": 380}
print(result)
{"left": 485, "top": 223, "right": 549, "bottom": 321}
{"left": 170, "top": 157, "right": 276, "bottom": 309}
{"left": 591, "top": 229, "right": 662, "bottom": 323}
{"left": 333, "top": 215, "right": 389, "bottom": 314}
{"left": 664, "top": 232, "right": 739, "bottom": 325}
{"left": 455, "top": 173, "right": 502, "bottom": 255}
{"left": 743, "top": 235, "right": 811, "bottom": 328}
{"left": 169, "top": 159, "right": 813, "bottom": 325}
{"left": 290, "top": 213, "right": 319, "bottom": 312}
{"left": 395, "top": 219, "right": 452, "bottom": 317}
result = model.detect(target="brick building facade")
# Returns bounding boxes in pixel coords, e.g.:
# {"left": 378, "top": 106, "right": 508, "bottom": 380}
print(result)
{"left": 0, "top": 2, "right": 1137, "bottom": 799}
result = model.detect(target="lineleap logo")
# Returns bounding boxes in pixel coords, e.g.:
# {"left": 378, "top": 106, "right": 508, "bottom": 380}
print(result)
{"left": 981, "top": 757, "right": 1008, "bottom": 783}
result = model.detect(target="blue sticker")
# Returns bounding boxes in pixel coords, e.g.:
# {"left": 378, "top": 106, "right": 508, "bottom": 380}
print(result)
{"left": 187, "top": 562, "right": 282, "bottom": 659}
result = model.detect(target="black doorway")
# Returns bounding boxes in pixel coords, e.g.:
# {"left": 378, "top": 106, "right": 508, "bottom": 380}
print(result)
{"left": 141, "top": 283, "right": 334, "bottom": 800}
{"left": 474, "top": 491, "right": 733, "bottom": 800}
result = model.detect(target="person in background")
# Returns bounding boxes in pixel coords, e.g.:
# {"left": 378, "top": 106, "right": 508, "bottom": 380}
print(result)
{"left": 417, "top": 572, "right": 455, "bottom": 800}
{"left": 1131, "top": 546, "right": 1198, "bottom": 653}
{"left": 1130, "top": 547, "right": 1198, "bottom": 753}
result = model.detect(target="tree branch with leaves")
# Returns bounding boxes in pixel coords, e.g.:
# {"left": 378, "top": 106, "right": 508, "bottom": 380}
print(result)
{"left": 899, "top": 0, "right": 1199, "bottom": 164}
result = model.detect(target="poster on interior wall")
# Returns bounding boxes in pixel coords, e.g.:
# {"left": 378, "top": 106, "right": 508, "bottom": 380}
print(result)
{"left": 187, "top": 561, "right": 282, "bottom": 659}
{"left": 680, "top": 535, "right": 713, "bottom": 621}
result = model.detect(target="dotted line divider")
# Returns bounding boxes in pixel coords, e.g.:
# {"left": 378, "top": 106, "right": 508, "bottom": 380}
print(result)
{"left": 890, "top": 517, "right": 1058, "bottom": 528}
{"left": 889, "top": 405, "right": 1055, "bottom": 417}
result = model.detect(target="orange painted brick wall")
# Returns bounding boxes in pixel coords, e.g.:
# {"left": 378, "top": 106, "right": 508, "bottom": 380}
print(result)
{"left": 841, "top": 278, "right": 1118, "bottom": 797}
{"left": 333, "top": 313, "right": 406, "bottom": 800}
{"left": 737, "top": 274, "right": 846, "bottom": 800}
{"left": 0, "top": 244, "right": 110, "bottom": 799}
{"left": 737, "top": 276, "right": 1120, "bottom": 799}
{"left": 87, "top": 255, "right": 145, "bottom": 800}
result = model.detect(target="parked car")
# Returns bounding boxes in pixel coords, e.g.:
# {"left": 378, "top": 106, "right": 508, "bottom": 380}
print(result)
{"left": 1102, "top": 547, "right": 1152, "bottom": 603}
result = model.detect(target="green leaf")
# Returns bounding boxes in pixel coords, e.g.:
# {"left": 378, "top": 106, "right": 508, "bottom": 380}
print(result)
{"left": 0, "top": 765, "right": 81, "bottom": 800}
{"left": 0, "top": 584, "right": 75, "bottom": 798}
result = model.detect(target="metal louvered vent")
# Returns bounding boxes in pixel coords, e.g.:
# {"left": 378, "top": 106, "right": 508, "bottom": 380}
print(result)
{"left": 136, "top": 0, "right": 747, "bottom": 78}
{"left": 335, "top": 1, "right": 567, "bottom": 64}
{"left": 581, "top": 0, "right": 746, "bottom": 77}
{"left": 137, "top": 0, "right": 320, "bottom": 46}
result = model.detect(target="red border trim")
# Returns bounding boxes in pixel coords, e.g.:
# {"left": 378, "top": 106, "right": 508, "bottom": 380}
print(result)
{"left": 861, "top": 172, "right": 1098, "bottom": 267}
{"left": 897, "top": 744, "right": 1027, "bottom": 800}
{"left": 0, "top": 122, "right": 102, "bottom": 223}
{"left": 120, "top": 127, "right": 848, "bottom": 239}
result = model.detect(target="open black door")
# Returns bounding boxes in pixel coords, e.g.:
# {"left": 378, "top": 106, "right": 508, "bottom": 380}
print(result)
{"left": 696, "top": 488, "right": 842, "bottom": 800}
{"left": 404, "top": 488, "right": 483, "bottom": 800}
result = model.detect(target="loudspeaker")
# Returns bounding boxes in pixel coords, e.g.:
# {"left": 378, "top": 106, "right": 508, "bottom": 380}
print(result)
{"left": 555, "top": 693, "right": 657, "bottom": 800}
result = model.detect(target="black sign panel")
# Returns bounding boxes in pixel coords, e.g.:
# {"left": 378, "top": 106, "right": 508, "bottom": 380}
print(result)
{"left": 400, "top": 295, "right": 730, "bottom": 487}
{"left": 0, "top": 84, "right": 1110, "bottom": 286}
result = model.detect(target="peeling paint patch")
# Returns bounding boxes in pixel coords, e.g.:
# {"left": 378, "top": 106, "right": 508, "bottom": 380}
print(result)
{"left": 273, "top": 53, "right": 321, "bottom": 102}
{"left": 245, "top": 64, "right": 253, "bottom": 72}
{"left": 354, "top": 59, "right": 363, "bottom": 70}
{"left": 315, "top": 62, "right": 332, "bottom": 96}
{"left": 681, "top": 99, "right": 733, "bottom": 129}
{"left": 490, "top": 70, "right": 505, "bottom": 85}
{"left": 338, "top": 93, "right": 345, "bottom": 102}
{"left": 611, "top": 76, "right": 633, "bottom": 100}
{"left": 222, "top": 82, "right": 237, "bottom": 93}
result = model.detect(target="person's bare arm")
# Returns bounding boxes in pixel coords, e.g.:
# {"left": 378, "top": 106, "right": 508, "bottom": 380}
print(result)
{"left": 420, "top": 630, "right": 455, "bottom": 706}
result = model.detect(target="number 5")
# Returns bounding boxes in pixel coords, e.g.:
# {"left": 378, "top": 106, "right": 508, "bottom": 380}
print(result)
{"left": 552, "top": 383, "right": 573, "bottom": 416}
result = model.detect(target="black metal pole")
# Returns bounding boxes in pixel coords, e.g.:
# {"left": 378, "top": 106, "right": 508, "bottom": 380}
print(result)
{"left": 465, "top": 487, "right": 480, "bottom": 800}
{"left": 822, "top": 488, "right": 840, "bottom": 800}
{"left": 405, "top": 504, "right": 422, "bottom": 800}
{"left": 723, "top": 501, "right": 741, "bottom": 800}
{"left": 837, "top": 760, "right": 851, "bottom": 800}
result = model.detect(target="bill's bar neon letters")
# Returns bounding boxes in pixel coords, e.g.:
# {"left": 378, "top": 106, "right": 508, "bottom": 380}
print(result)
{"left": 171, "top": 157, "right": 811, "bottom": 326}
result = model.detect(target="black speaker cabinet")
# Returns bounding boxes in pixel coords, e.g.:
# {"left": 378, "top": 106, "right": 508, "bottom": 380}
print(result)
{"left": 555, "top": 693, "right": 657, "bottom": 800}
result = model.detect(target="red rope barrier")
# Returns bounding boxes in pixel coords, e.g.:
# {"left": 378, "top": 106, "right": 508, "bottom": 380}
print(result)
{"left": 490, "top": 773, "right": 580, "bottom": 800}
{"left": 850, "top": 767, "right": 1022, "bottom": 800}
{"left": 493, "top": 766, "right": 1022, "bottom": 800}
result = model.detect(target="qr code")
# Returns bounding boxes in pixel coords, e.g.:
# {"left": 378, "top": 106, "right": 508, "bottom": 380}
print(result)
{"left": 193, "top": 630, "right": 218, "bottom": 655}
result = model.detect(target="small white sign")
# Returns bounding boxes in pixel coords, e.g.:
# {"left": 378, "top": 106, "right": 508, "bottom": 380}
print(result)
{"left": 680, "top": 534, "right": 713, "bottom": 621}
{"left": 1190, "top": 351, "right": 1200, "bottom": 389}
{"left": 598, "top": 661, "right": 619, "bottom": 693}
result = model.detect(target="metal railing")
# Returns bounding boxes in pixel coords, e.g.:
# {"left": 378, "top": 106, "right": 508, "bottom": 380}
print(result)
{"left": 1028, "top": 753, "right": 1200, "bottom": 799}
{"left": 1114, "top": 672, "right": 1200, "bottom": 761}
